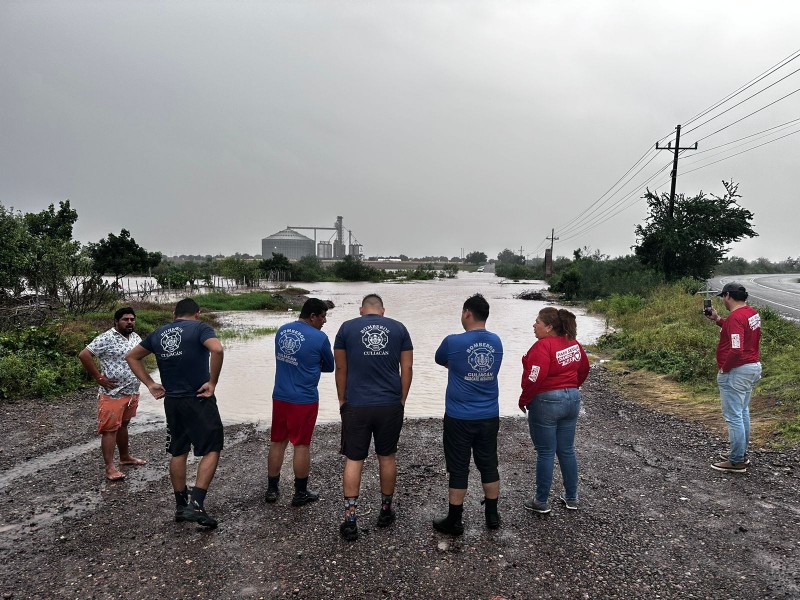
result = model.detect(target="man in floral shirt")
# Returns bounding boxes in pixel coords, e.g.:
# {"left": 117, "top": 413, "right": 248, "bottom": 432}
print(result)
{"left": 78, "top": 307, "right": 146, "bottom": 481}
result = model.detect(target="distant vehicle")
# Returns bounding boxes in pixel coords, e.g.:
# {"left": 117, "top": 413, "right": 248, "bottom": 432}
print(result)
{"left": 476, "top": 266, "right": 485, "bottom": 272}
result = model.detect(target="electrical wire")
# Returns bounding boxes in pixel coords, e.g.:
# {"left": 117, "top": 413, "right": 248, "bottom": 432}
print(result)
{"left": 686, "top": 117, "right": 800, "bottom": 157}
{"left": 681, "top": 127, "right": 800, "bottom": 176}
{"left": 682, "top": 48, "right": 800, "bottom": 128}
{"left": 682, "top": 69, "right": 800, "bottom": 136}
{"left": 690, "top": 87, "right": 800, "bottom": 144}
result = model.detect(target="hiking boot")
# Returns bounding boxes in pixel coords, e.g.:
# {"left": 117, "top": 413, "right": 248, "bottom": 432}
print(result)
{"left": 376, "top": 507, "right": 396, "bottom": 528}
{"left": 264, "top": 488, "right": 279, "bottom": 503}
{"left": 291, "top": 489, "right": 320, "bottom": 507}
{"left": 178, "top": 501, "right": 218, "bottom": 528}
{"left": 481, "top": 498, "right": 500, "bottom": 529}
{"left": 719, "top": 453, "right": 751, "bottom": 465}
{"left": 485, "top": 511, "right": 501, "bottom": 530}
{"left": 432, "top": 516, "right": 464, "bottom": 536}
{"left": 559, "top": 494, "right": 579, "bottom": 510}
{"left": 711, "top": 460, "right": 747, "bottom": 473}
{"left": 339, "top": 519, "right": 358, "bottom": 541}
{"left": 174, "top": 505, "right": 189, "bottom": 522}
{"left": 523, "top": 498, "right": 551, "bottom": 514}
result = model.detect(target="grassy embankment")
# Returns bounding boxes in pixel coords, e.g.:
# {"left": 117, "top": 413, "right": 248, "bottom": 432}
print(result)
{"left": 588, "top": 283, "right": 800, "bottom": 445}
{"left": 0, "top": 290, "right": 305, "bottom": 400}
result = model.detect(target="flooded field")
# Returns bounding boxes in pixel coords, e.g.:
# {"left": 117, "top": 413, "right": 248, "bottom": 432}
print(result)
{"left": 134, "top": 272, "right": 607, "bottom": 425}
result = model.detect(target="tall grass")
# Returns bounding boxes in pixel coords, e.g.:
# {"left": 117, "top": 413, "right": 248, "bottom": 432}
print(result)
{"left": 193, "top": 291, "right": 300, "bottom": 311}
{"left": 589, "top": 283, "right": 800, "bottom": 441}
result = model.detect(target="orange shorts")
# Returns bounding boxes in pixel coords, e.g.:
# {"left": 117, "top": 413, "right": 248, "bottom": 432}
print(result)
{"left": 97, "top": 393, "right": 140, "bottom": 434}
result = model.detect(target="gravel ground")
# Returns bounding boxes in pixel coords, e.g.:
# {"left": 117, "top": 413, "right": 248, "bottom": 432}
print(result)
{"left": 1, "top": 368, "right": 799, "bottom": 599}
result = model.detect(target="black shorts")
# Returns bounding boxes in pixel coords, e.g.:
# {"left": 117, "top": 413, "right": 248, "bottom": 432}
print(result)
{"left": 340, "top": 403, "right": 404, "bottom": 461}
{"left": 443, "top": 414, "right": 500, "bottom": 489}
{"left": 164, "top": 395, "right": 224, "bottom": 457}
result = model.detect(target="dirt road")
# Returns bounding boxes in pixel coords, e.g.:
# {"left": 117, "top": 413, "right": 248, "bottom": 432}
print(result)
{"left": 1, "top": 368, "right": 798, "bottom": 599}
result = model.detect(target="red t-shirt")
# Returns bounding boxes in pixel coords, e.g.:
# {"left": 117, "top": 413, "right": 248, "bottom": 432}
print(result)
{"left": 716, "top": 305, "right": 761, "bottom": 372}
{"left": 519, "top": 336, "right": 590, "bottom": 408}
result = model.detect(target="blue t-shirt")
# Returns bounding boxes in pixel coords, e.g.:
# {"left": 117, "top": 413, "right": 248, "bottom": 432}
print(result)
{"left": 273, "top": 320, "right": 334, "bottom": 405}
{"left": 435, "top": 329, "right": 503, "bottom": 420}
{"left": 334, "top": 314, "right": 413, "bottom": 406}
{"left": 140, "top": 319, "right": 217, "bottom": 397}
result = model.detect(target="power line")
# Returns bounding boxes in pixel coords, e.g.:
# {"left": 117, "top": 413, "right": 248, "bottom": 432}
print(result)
{"left": 690, "top": 86, "right": 800, "bottom": 143}
{"left": 680, "top": 122, "right": 800, "bottom": 167}
{"left": 554, "top": 145, "right": 660, "bottom": 233}
{"left": 682, "top": 47, "right": 800, "bottom": 128}
{"left": 558, "top": 160, "right": 674, "bottom": 242}
{"left": 686, "top": 117, "right": 800, "bottom": 157}
{"left": 681, "top": 128, "right": 800, "bottom": 176}
{"left": 556, "top": 150, "right": 662, "bottom": 236}
{"left": 682, "top": 68, "right": 800, "bottom": 136}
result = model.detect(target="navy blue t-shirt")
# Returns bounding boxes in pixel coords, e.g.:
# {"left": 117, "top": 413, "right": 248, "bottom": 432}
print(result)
{"left": 334, "top": 314, "right": 413, "bottom": 406}
{"left": 435, "top": 329, "right": 503, "bottom": 420}
{"left": 140, "top": 319, "right": 217, "bottom": 397}
{"left": 273, "top": 320, "right": 334, "bottom": 405}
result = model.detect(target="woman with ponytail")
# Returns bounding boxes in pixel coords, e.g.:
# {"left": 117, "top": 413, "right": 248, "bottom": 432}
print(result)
{"left": 519, "top": 307, "right": 590, "bottom": 513}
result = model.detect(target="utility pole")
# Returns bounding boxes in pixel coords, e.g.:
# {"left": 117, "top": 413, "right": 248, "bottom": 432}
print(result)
{"left": 544, "top": 228, "right": 558, "bottom": 277}
{"left": 655, "top": 124, "right": 698, "bottom": 218}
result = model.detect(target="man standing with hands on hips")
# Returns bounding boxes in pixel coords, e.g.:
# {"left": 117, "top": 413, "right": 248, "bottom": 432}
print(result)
{"left": 127, "top": 298, "right": 225, "bottom": 528}
{"left": 705, "top": 282, "right": 762, "bottom": 473}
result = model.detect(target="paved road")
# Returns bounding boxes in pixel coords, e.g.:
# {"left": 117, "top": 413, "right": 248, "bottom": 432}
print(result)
{"left": 707, "top": 273, "right": 800, "bottom": 321}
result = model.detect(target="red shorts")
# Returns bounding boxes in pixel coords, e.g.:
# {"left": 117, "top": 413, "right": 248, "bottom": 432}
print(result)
{"left": 271, "top": 399, "right": 318, "bottom": 446}
{"left": 97, "top": 393, "right": 140, "bottom": 434}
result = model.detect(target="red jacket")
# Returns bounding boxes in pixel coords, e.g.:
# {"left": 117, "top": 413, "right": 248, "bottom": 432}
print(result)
{"left": 716, "top": 305, "right": 761, "bottom": 372}
{"left": 519, "top": 335, "right": 590, "bottom": 408}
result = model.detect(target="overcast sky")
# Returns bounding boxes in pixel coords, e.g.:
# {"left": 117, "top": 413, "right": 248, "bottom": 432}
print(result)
{"left": 1, "top": 1, "right": 798, "bottom": 261}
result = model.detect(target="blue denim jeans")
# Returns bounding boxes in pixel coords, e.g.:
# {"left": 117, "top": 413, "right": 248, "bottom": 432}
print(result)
{"left": 527, "top": 387, "right": 581, "bottom": 503}
{"left": 718, "top": 362, "right": 762, "bottom": 463}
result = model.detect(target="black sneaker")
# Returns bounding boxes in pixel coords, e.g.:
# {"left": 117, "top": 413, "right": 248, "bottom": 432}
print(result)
{"left": 178, "top": 501, "right": 218, "bottom": 528}
{"left": 432, "top": 516, "right": 464, "bottom": 536}
{"left": 558, "top": 494, "right": 579, "bottom": 510}
{"left": 523, "top": 498, "right": 551, "bottom": 514}
{"left": 339, "top": 519, "right": 358, "bottom": 541}
{"left": 376, "top": 507, "right": 396, "bottom": 528}
{"left": 265, "top": 488, "right": 279, "bottom": 503}
{"left": 175, "top": 504, "right": 189, "bottom": 522}
{"left": 291, "top": 489, "right": 320, "bottom": 507}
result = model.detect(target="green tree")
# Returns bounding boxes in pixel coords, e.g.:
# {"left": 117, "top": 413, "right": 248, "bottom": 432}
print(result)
{"left": 0, "top": 205, "right": 34, "bottom": 296}
{"left": 88, "top": 229, "right": 162, "bottom": 285}
{"left": 497, "top": 248, "right": 524, "bottom": 265}
{"left": 634, "top": 181, "right": 757, "bottom": 281}
{"left": 465, "top": 251, "right": 487, "bottom": 265}
{"left": 23, "top": 201, "right": 81, "bottom": 297}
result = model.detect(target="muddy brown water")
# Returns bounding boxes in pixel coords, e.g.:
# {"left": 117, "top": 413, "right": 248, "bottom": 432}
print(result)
{"left": 133, "top": 273, "right": 606, "bottom": 425}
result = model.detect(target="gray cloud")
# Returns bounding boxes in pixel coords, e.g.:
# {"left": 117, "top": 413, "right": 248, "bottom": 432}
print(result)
{"left": 1, "top": 1, "right": 798, "bottom": 260}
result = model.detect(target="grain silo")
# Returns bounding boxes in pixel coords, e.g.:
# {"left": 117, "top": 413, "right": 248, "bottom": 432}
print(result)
{"left": 262, "top": 228, "right": 315, "bottom": 260}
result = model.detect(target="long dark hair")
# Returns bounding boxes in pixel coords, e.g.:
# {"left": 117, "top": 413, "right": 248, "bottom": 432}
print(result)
{"left": 538, "top": 307, "right": 577, "bottom": 340}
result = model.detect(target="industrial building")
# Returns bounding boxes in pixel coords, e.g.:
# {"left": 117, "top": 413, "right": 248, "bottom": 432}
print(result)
{"left": 261, "top": 228, "right": 315, "bottom": 260}
{"left": 262, "top": 216, "right": 363, "bottom": 260}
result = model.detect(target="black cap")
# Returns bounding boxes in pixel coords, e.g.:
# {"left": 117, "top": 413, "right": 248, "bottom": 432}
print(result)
{"left": 717, "top": 282, "right": 746, "bottom": 297}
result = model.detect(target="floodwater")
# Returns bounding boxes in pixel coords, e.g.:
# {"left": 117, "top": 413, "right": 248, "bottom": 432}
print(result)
{"left": 135, "top": 272, "right": 607, "bottom": 426}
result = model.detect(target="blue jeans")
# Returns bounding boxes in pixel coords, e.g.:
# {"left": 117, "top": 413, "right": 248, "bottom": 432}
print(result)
{"left": 718, "top": 362, "right": 762, "bottom": 463}
{"left": 527, "top": 388, "right": 581, "bottom": 503}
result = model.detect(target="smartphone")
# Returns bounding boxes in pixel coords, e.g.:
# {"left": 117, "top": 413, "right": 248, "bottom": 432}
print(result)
{"left": 703, "top": 299, "right": 712, "bottom": 316}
